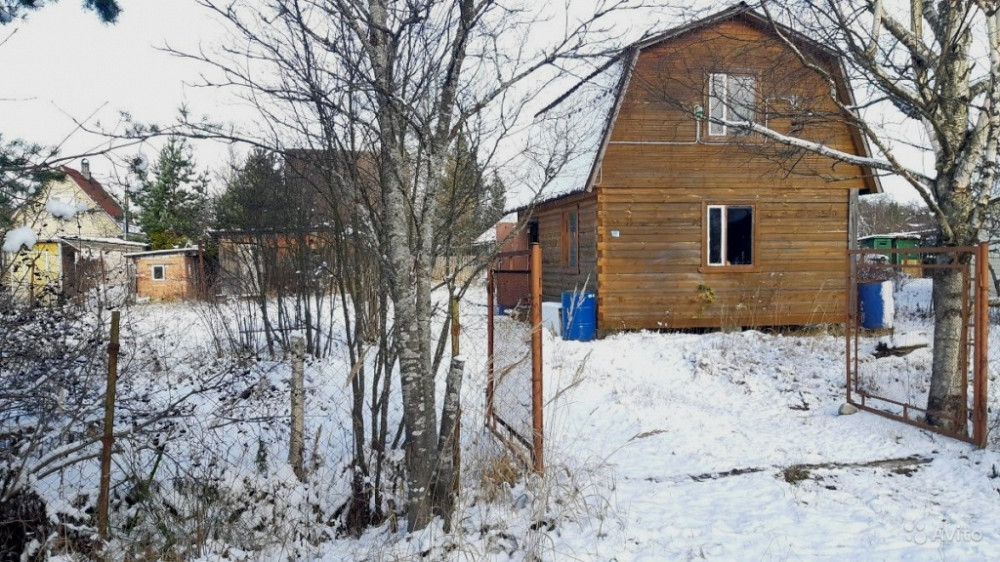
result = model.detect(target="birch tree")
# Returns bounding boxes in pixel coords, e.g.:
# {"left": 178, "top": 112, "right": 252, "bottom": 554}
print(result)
{"left": 701, "top": 0, "right": 1000, "bottom": 430}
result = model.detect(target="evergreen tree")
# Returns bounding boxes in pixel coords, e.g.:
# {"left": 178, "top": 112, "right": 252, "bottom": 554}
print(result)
{"left": 0, "top": 0, "right": 121, "bottom": 24}
{"left": 134, "top": 137, "right": 210, "bottom": 249}
{"left": 214, "top": 149, "right": 290, "bottom": 231}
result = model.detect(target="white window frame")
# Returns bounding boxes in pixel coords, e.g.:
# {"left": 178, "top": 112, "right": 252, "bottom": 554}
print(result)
{"left": 151, "top": 264, "right": 166, "bottom": 281}
{"left": 708, "top": 73, "right": 757, "bottom": 136}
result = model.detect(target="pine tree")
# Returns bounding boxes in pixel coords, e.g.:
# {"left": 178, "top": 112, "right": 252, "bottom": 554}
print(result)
{"left": 214, "top": 149, "right": 290, "bottom": 231}
{"left": 134, "top": 137, "right": 210, "bottom": 249}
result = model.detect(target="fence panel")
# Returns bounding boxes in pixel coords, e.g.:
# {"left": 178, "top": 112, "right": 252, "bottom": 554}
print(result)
{"left": 487, "top": 244, "right": 544, "bottom": 472}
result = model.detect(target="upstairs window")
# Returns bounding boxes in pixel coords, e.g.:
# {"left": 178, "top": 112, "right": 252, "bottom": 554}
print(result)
{"left": 708, "top": 73, "right": 757, "bottom": 136}
{"left": 707, "top": 205, "right": 754, "bottom": 266}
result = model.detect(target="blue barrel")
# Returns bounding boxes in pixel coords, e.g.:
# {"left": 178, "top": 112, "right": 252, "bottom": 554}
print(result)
{"left": 562, "top": 290, "right": 596, "bottom": 341}
{"left": 858, "top": 281, "right": 891, "bottom": 329}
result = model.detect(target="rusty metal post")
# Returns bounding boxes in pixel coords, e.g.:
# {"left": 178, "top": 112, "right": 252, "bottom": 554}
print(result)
{"left": 97, "top": 310, "right": 121, "bottom": 541}
{"left": 198, "top": 243, "right": 208, "bottom": 300}
{"left": 974, "top": 242, "right": 989, "bottom": 447}
{"left": 845, "top": 250, "right": 855, "bottom": 405}
{"left": 486, "top": 267, "right": 495, "bottom": 429}
{"left": 530, "top": 243, "right": 544, "bottom": 474}
{"left": 450, "top": 296, "right": 462, "bottom": 494}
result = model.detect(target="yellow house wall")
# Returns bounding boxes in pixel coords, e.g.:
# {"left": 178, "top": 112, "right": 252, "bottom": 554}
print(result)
{"left": 12, "top": 176, "right": 121, "bottom": 239}
{"left": 5, "top": 242, "right": 64, "bottom": 303}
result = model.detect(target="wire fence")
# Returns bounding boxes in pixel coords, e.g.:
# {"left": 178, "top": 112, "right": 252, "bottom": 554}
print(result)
{"left": 0, "top": 289, "right": 404, "bottom": 559}
{"left": 486, "top": 244, "right": 544, "bottom": 473}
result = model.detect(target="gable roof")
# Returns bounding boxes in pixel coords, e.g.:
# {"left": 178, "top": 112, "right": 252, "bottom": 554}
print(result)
{"left": 525, "top": 2, "right": 881, "bottom": 210}
{"left": 61, "top": 166, "right": 124, "bottom": 221}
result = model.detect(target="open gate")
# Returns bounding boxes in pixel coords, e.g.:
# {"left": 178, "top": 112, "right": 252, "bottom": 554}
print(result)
{"left": 846, "top": 243, "right": 988, "bottom": 447}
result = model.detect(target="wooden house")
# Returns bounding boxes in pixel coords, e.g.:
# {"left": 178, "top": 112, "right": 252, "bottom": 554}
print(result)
{"left": 518, "top": 4, "right": 881, "bottom": 332}
{"left": 127, "top": 248, "right": 203, "bottom": 301}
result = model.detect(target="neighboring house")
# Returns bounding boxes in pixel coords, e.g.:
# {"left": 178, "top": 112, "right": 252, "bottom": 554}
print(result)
{"left": 212, "top": 149, "right": 374, "bottom": 297}
{"left": 2, "top": 160, "right": 145, "bottom": 303}
{"left": 127, "top": 248, "right": 204, "bottom": 301}
{"left": 211, "top": 229, "right": 326, "bottom": 297}
{"left": 858, "top": 233, "right": 925, "bottom": 278}
{"left": 515, "top": 4, "right": 881, "bottom": 331}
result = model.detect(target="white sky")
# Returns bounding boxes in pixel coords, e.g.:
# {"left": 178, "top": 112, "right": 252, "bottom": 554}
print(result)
{"left": 1, "top": 0, "right": 243, "bottom": 190}
{"left": 1, "top": 0, "right": 922, "bottom": 202}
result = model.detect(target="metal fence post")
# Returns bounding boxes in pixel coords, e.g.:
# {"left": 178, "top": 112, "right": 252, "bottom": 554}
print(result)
{"left": 530, "top": 243, "right": 544, "bottom": 474}
{"left": 97, "top": 310, "right": 121, "bottom": 541}
{"left": 289, "top": 336, "right": 306, "bottom": 480}
{"left": 486, "top": 267, "right": 495, "bottom": 429}
{"left": 974, "top": 242, "right": 989, "bottom": 447}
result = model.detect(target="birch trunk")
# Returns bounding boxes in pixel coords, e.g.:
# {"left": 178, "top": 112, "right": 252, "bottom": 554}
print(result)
{"left": 927, "top": 265, "right": 967, "bottom": 430}
{"left": 433, "top": 356, "right": 464, "bottom": 532}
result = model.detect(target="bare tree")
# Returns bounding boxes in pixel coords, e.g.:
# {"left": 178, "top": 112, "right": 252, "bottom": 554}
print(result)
{"left": 172, "top": 0, "right": 643, "bottom": 531}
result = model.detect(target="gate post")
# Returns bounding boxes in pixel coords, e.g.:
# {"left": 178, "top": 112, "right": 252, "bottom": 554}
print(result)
{"left": 530, "top": 243, "right": 544, "bottom": 474}
{"left": 974, "top": 242, "right": 989, "bottom": 447}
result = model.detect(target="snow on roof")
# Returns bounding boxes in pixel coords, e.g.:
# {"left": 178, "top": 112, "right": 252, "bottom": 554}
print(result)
{"left": 59, "top": 235, "right": 148, "bottom": 247}
{"left": 858, "top": 232, "right": 926, "bottom": 240}
{"left": 522, "top": 55, "right": 630, "bottom": 208}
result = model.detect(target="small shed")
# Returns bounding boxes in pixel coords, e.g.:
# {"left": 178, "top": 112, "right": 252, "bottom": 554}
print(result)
{"left": 127, "top": 248, "right": 203, "bottom": 301}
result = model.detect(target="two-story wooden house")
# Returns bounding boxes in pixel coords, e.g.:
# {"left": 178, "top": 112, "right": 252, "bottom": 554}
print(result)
{"left": 519, "top": 4, "right": 881, "bottom": 332}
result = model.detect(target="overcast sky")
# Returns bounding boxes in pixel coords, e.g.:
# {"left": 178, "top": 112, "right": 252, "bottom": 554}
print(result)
{"left": 1, "top": 0, "right": 242, "bottom": 189}
{"left": 1, "top": 0, "right": 920, "bottom": 202}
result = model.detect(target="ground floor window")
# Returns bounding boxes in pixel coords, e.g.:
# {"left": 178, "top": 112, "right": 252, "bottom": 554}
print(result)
{"left": 707, "top": 205, "right": 754, "bottom": 266}
{"left": 152, "top": 264, "right": 166, "bottom": 281}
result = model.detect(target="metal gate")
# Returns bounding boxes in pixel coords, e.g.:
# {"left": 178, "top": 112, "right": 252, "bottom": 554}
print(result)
{"left": 846, "top": 243, "right": 988, "bottom": 447}
{"left": 486, "top": 243, "right": 544, "bottom": 472}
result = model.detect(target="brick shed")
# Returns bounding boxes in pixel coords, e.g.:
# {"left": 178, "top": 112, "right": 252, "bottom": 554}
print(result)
{"left": 127, "top": 248, "right": 203, "bottom": 301}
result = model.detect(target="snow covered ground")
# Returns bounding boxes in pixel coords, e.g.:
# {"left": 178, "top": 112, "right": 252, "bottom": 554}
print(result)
{"left": 72, "top": 276, "right": 1000, "bottom": 560}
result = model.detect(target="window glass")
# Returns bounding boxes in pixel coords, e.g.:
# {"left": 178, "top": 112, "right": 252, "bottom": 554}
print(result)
{"left": 708, "top": 206, "right": 723, "bottom": 265}
{"left": 707, "top": 73, "right": 756, "bottom": 136}
{"left": 726, "top": 206, "right": 753, "bottom": 265}
{"left": 707, "top": 205, "right": 753, "bottom": 266}
{"left": 568, "top": 210, "right": 579, "bottom": 268}
{"left": 709, "top": 73, "right": 726, "bottom": 136}
{"left": 152, "top": 265, "right": 165, "bottom": 280}
{"left": 729, "top": 75, "right": 756, "bottom": 125}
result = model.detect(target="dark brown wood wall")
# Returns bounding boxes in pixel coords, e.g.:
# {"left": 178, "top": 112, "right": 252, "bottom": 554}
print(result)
{"left": 531, "top": 192, "right": 598, "bottom": 302}
{"left": 592, "top": 17, "right": 869, "bottom": 330}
